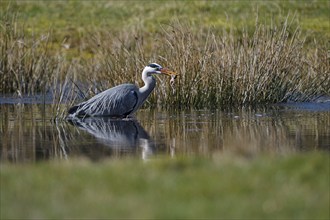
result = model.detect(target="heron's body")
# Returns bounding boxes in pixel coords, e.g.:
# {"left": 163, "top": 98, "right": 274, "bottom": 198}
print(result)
{"left": 67, "top": 63, "right": 174, "bottom": 118}
{"left": 68, "top": 84, "right": 140, "bottom": 117}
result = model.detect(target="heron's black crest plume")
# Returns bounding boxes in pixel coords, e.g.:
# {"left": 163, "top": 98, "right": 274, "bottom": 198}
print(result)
{"left": 147, "top": 63, "right": 161, "bottom": 69}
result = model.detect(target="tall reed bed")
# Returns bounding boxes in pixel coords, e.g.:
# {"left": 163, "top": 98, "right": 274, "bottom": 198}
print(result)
{"left": 82, "top": 18, "right": 329, "bottom": 108}
{"left": 168, "top": 19, "right": 329, "bottom": 106}
{"left": 1, "top": 13, "right": 329, "bottom": 115}
{"left": 1, "top": 11, "right": 52, "bottom": 94}
{"left": 0, "top": 10, "right": 82, "bottom": 118}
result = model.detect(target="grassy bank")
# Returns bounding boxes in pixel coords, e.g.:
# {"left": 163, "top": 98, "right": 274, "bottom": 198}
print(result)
{"left": 2, "top": 1, "right": 329, "bottom": 44}
{"left": 0, "top": 1, "right": 329, "bottom": 112}
{"left": 1, "top": 153, "right": 329, "bottom": 219}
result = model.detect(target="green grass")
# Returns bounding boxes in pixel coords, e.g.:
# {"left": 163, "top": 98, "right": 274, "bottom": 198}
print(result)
{"left": 1, "top": 1, "right": 329, "bottom": 43}
{"left": 1, "top": 153, "right": 329, "bottom": 219}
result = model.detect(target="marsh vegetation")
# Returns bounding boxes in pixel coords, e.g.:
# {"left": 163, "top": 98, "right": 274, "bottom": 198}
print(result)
{"left": 1, "top": 1, "right": 329, "bottom": 116}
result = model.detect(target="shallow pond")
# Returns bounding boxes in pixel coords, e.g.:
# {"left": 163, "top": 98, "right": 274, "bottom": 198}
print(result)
{"left": 1, "top": 101, "right": 329, "bottom": 163}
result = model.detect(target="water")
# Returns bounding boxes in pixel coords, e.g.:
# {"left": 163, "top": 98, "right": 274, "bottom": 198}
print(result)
{"left": 1, "top": 102, "right": 329, "bottom": 163}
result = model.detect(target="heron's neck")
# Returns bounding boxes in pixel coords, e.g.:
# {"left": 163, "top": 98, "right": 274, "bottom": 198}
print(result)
{"left": 139, "top": 73, "right": 156, "bottom": 104}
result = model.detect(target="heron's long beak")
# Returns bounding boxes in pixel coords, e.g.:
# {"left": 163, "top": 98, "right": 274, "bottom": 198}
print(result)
{"left": 160, "top": 68, "right": 178, "bottom": 77}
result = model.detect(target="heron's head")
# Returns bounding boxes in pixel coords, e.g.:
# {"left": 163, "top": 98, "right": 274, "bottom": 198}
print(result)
{"left": 144, "top": 63, "right": 178, "bottom": 77}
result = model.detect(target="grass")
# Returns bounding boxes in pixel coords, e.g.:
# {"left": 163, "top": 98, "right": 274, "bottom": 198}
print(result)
{"left": 0, "top": 1, "right": 329, "bottom": 113}
{"left": 2, "top": 1, "right": 329, "bottom": 44}
{"left": 1, "top": 153, "right": 329, "bottom": 219}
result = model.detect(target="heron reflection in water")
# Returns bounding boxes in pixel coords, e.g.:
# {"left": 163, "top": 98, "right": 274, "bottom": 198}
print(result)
{"left": 68, "top": 118, "right": 155, "bottom": 160}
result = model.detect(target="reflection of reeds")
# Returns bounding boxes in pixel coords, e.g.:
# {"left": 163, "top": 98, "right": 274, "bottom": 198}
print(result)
{"left": 0, "top": 105, "right": 142, "bottom": 162}
{"left": 1, "top": 105, "right": 329, "bottom": 163}
{"left": 138, "top": 108, "right": 330, "bottom": 157}
{"left": 1, "top": 10, "right": 329, "bottom": 116}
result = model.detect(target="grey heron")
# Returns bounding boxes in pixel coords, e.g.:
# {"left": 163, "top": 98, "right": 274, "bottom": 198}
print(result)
{"left": 67, "top": 63, "right": 177, "bottom": 118}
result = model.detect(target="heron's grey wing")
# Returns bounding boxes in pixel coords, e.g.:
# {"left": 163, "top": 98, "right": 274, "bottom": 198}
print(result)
{"left": 76, "top": 84, "right": 138, "bottom": 117}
